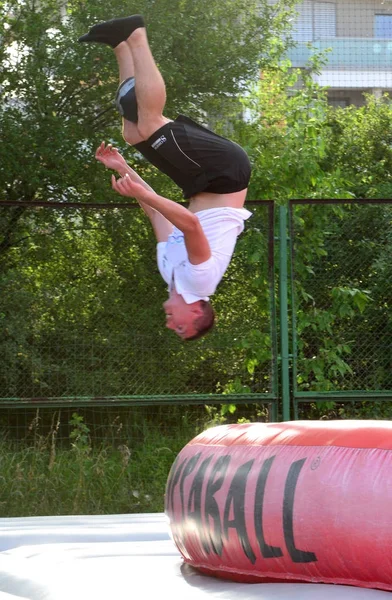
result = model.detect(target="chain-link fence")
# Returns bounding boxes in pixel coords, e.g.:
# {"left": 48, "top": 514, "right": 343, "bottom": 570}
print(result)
{"left": 290, "top": 200, "right": 392, "bottom": 415}
{"left": 0, "top": 201, "right": 277, "bottom": 439}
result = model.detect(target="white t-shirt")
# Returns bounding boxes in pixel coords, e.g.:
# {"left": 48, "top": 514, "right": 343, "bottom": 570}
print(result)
{"left": 157, "top": 207, "right": 252, "bottom": 304}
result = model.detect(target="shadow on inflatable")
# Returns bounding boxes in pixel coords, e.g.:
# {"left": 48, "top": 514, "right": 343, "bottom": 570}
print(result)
{"left": 180, "top": 562, "right": 391, "bottom": 599}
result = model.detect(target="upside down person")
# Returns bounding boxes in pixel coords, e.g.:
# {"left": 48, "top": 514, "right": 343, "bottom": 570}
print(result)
{"left": 79, "top": 14, "right": 252, "bottom": 340}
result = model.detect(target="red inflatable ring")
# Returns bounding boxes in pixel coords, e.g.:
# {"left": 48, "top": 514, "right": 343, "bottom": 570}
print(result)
{"left": 165, "top": 420, "right": 392, "bottom": 591}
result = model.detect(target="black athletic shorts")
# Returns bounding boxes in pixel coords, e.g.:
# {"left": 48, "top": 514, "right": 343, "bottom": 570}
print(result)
{"left": 133, "top": 115, "right": 251, "bottom": 199}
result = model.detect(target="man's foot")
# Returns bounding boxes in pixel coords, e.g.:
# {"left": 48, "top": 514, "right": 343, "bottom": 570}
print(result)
{"left": 78, "top": 14, "right": 145, "bottom": 48}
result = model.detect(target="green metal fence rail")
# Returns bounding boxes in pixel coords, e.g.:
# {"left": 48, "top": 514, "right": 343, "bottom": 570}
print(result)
{"left": 278, "top": 205, "right": 291, "bottom": 422}
{"left": 289, "top": 199, "right": 392, "bottom": 418}
{"left": 0, "top": 200, "right": 278, "bottom": 433}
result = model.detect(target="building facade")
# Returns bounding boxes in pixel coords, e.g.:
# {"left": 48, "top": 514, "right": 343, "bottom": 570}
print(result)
{"left": 287, "top": 0, "right": 392, "bottom": 105}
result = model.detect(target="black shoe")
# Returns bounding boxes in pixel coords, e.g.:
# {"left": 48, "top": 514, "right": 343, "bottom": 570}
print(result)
{"left": 78, "top": 14, "right": 145, "bottom": 48}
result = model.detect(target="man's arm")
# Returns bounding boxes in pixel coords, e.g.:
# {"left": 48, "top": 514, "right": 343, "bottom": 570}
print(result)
{"left": 95, "top": 142, "right": 173, "bottom": 242}
{"left": 111, "top": 174, "right": 211, "bottom": 265}
{"left": 114, "top": 164, "right": 174, "bottom": 242}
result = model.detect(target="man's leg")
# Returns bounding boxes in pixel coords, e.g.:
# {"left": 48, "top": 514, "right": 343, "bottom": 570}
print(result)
{"left": 113, "top": 41, "right": 143, "bottom": 146}
{"left": 125, "top": 27, "right": 170, "bottom": 140}
{"left": 79, "top": 16, "right": 170, "bottom": 141}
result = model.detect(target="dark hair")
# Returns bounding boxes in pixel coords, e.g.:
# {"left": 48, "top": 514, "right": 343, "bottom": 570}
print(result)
{"left": 184, "top": 301, "right": 215, "bottom": 341}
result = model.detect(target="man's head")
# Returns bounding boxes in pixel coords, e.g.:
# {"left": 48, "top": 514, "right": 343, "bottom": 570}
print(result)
{"left": 163, "top": 293, "right": 215, "bottom": 340}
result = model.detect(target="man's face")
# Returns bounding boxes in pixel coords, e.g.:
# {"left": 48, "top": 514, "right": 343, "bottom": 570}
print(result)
{"left": 163, "top": 294, "right": 202, "bottom": 339}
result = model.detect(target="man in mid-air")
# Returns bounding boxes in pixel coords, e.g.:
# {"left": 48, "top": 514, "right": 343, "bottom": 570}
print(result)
{"left": 79, "top": 14, "right": 252, "bottom": 340}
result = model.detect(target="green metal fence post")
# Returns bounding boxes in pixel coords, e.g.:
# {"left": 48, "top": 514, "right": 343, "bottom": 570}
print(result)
{"left": 279, "top": 205, "right": 291, "bottom": 421}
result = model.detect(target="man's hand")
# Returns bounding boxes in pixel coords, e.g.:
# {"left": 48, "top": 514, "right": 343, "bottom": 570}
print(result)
{"left": 111, "top": 173, "right": 149, "bottom": 201}
{"left": 95, "top": 142, "right": 128, "bottom": 173}
{"left": 97, "top": 143, "right": 155, "bottom": 193}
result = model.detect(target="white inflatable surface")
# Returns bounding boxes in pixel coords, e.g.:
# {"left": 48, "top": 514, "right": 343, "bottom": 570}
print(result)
{"left": 0, "top": 514, "right": 390, "bottom": 600}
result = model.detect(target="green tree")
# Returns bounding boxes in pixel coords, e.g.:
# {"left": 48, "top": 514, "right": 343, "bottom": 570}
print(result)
{"left": 326, "top": 94, "right": 392, "bottom": 199}
{"left": 230, "top": 60, "right": 392, "bottom": 407}
{"left": 234, "top": 60, "right": 352, "bottom": 201}
{"left": 0, "top": 0, "right": 296, "bottom": 210}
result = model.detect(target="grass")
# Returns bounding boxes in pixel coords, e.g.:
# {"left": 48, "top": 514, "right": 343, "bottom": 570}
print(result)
{"left": 0, "top": 441, "right": 175, "bottom": 517}
{"left": 0, "top": 409, "right": 201, "bottom": 517}
{"left": 0, "top": 403, "right": 270, "bottom": 517}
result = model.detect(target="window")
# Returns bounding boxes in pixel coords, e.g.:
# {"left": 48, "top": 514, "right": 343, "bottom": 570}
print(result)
{"left": 328, "top": 97, "right": 350, "bottom": 108}
{"left": 375, "top": 15, "right": 392, "bottom": 39}
{"left": 314, "top": 2, "right": 336, "bottom": 38}
{"left": 292, "top": 1, "right": 336, "bottom": 42}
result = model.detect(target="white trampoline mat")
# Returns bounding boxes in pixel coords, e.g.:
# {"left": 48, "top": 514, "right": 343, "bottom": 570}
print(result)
{"left": 0, "top": 514, "right": 390, "bottom": 600}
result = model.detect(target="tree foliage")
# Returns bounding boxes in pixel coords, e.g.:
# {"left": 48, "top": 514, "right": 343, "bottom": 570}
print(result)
{"left": 230, "top": 60, "right": 392, "bottom": 406}
{"left": 0, "top": 0, "right": 296, "bottom": 206}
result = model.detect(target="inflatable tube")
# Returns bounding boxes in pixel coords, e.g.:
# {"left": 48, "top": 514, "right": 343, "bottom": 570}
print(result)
{"left": 165, "top": 420, "right": 392, "bottom": 591}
